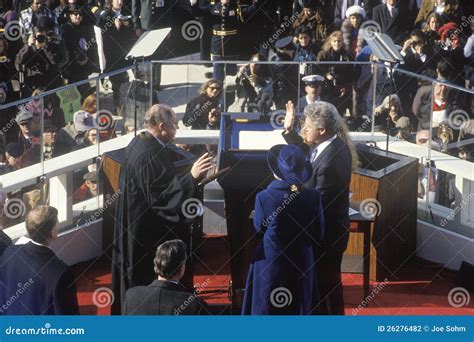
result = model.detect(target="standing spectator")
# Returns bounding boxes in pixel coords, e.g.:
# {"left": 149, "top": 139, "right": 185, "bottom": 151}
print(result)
{"left": 15, "top": 26, "right": 64, "bottom": 97}
{"left": 61, "top": 6, "right": 94, "bottom": 97}
{"left": 4, "top": 142, "right": 24, "bottom": 171}
{"left": 0, "top": 206, "right": 79, "bottom": 315}
{"left": 340, "top": 5, "right": 366, "bottom": 58}
{"left": 334, "top": 0, "right": 381, "bottom": 28}
{"left": 73, "top": 170, "right": 97, "bottom": 202}
{"left": 292, "top": 0, "right": 328, "bottom": 45}
{"left": 317, "top": 30, "right": 354, "bottom": 114}
{"left": 423, "top": 12, "right": 441, "bottom": 32}
{"left": 0, "top": 37, "right": 18, "bottom": 104}
{"left": 19, "top": 0, "right": 58, "bottom": 38}
{"left": 293, "top": 26, "right": 319, "bottom": 76}
{"left": 96, "top": 0, "right": 135, "bottom": 111}
{"left": 190, "top": 0, "right": 259, "bottom": 82}
{"left": 372, "top": 0, "right": 410, "bottom": 44}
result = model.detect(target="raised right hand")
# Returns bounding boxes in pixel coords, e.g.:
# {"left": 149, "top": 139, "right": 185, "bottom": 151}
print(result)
{"left": 284, "top": 100, "right": 296, "bottom": 133}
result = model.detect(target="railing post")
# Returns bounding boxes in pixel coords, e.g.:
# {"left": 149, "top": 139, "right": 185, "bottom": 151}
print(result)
{"left": 49, "top": 173, "right": 73, "bottom": 226}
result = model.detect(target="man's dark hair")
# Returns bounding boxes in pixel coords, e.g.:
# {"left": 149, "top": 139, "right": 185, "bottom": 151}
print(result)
{"left": 437, "top": 58, "right": 453, "bottom": 80}
{"left": 410, "top": 29, "right": 425, "bottom": 44}
{"left": 153, "top": 239, "right": 187, "bottom": 278}
{"left": 25, "top": 205, "right": 58, "bottom": 244}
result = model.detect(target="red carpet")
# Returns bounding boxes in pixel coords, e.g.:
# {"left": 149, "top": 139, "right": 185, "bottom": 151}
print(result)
{"left": 72, "top": 236, "right": 474, "bottom": 315}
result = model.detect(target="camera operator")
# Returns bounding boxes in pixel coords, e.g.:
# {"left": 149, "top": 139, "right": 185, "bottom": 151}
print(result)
{"left": 15, "top": 25, "right": 65, "bottom": 97}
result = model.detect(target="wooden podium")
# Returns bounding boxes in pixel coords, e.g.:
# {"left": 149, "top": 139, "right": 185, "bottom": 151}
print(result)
{"left": 346, "top": 144, "right": 418, "bottom": 281}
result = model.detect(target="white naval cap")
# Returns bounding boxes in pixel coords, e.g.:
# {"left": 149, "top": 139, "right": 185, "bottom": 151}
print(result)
{"left": 302, "top": 74, "right": 324, "bottom": 84}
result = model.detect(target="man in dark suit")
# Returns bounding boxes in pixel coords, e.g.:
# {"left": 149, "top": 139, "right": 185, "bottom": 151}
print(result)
{"left": 0, "top": 206, "right": 79, "bottom": 315}
{"left": 282, "top": 101, "right": 353, "bottom": 315}
{"left": 123, "top": 239, "right": 207, "bottom": 315}
{"left": 111, "top": 104, "right": 213, "bottom": 314}
{"left": 372, "top": 0, "right": 411, "bottom": 44}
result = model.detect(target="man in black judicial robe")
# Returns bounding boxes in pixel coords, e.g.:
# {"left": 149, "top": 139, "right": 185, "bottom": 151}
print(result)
{"left": 111, "top": 104, "right": 213, "bottom": 315}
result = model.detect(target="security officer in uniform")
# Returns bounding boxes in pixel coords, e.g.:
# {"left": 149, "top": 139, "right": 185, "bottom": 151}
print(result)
{"left": 190, "top": 0, "right": 259, "bottom": 82}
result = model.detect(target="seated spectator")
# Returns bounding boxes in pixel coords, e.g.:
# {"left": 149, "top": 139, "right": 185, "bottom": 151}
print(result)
{"left": 183, "top": 79, "right": 222, "bottom": 130}
{"left": 73, "top": 127, "right": 97, "bottom": 150}
{"left": 73, "top": 170, "right": 97, "bottom": 202}
{"left": 374, "top": 94, "right": 411, "bottom": 140}
{"left": 0, "top": 205, "right": 79, "bottom": 315}
{"left": 15, "top": 109, "right": 36, "bottom": 151}
{"left": 341, "top": 5, "right": 366, "bottom": 58}
{"left": 229, "top": 54, "right": 272, "bottom": 113}
{"left": 4, "top": 142, "right": 23, "bottom": 172}
{"left": 317, "top": 30, "right": 354, "bottom": 114}
{"left": 122, "top": 239, "right": 206, "bottom": 315}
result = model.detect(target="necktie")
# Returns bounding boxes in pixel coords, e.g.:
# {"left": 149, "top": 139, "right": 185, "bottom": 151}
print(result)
{"left": 310, "top": 147, "right": 318, "bottom": 164}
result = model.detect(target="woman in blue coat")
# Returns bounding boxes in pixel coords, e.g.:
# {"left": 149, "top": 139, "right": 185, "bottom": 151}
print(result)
{"left": 242, "top": 144, "right": 325, "bottom": 315}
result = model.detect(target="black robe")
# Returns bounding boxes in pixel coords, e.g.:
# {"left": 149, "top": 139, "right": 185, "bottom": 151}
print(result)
{"left": 111, "top": 131, "right": 197, "bottom": 314}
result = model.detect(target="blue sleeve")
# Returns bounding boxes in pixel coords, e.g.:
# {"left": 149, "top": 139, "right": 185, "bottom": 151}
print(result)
{"left": 253, "top": 192, "right": 267, "bottom": 233}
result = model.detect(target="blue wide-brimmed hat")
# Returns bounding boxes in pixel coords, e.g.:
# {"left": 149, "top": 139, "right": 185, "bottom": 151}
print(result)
{"left": 267, "top": 144, "right": 312, "bottom": 185}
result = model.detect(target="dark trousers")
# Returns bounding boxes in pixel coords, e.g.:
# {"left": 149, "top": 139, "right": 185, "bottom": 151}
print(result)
{"left": 315, "top": 248, "right": 346, "bottom": 315}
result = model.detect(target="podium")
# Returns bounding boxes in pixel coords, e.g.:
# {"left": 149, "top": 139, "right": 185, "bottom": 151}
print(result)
{"left": 347, "top": 145, "right": 418, "bottom": 281}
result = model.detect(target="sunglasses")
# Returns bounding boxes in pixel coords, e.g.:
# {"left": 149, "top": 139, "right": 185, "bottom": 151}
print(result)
{"left": 209, "top": 86, "right": 221, "bottom": 91}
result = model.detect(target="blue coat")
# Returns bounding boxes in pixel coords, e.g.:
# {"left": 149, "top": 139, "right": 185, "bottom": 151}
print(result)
{"left": 242, "top": 180, "right": 325, "bottom": 315}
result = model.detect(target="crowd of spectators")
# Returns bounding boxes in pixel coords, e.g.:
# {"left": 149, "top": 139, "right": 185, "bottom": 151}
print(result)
{"left": 0, "top": 0, "right": 473, "bottom": 218}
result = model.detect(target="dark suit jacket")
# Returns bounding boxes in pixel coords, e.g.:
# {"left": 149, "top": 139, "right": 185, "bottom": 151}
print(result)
{"left": 0, "top": 242, "right": 79, "bottom": 315}
{"left": 283, "top": 132, "right": 352, "bottom": 254}
{"left": 372, "top": 3, "right": 410, "bottom": 44}
{"left": 122, "top": 280, "right": 206, "bottom": 315}
{"left": 0, "top": 231, "right": 12, "bottom": 257}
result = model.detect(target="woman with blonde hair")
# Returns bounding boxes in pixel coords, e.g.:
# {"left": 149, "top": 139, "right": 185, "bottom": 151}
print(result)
{"left": 317, "top": 31, "right": 354, "bottom": 115}
{"left": 182, "top": 79, "right": 222, "bottom": 130}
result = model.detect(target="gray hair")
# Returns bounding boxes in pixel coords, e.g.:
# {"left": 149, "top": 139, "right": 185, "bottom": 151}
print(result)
{"left": 303, "top": 101, "right": 340, "bottom": 135}
{"left": 144, "top": 104, "right": 174, "bottom": 128}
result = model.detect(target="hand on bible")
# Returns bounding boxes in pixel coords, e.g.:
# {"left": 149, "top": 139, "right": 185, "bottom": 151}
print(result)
{"left": 191, "top": 153, "right": 214, "bottom": 181}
